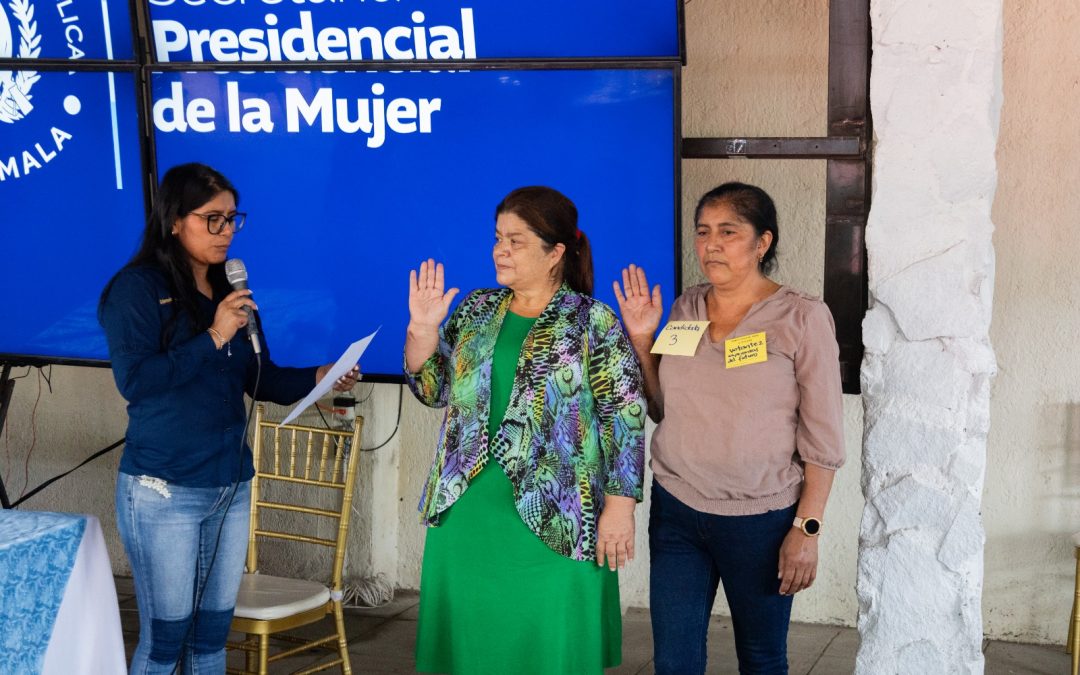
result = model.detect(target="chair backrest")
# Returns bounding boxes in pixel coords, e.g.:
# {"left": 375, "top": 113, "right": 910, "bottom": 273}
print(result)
{"left": 247, "top": 403, "right": 364, "bottom": 590}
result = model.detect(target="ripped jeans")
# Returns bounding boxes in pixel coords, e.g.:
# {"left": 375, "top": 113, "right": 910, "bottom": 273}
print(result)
{"left": 116, "top": 472, "right": 250, "bottom": 674}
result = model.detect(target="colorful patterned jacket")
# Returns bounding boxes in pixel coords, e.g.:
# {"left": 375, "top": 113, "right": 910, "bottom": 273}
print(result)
{"left": 405, "top": 284, "right": 647, "bottom": 561}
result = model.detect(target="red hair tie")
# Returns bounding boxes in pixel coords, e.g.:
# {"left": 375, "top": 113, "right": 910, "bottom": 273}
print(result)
{"left": 574, "top": 229, "right": 583, "bottom": 241}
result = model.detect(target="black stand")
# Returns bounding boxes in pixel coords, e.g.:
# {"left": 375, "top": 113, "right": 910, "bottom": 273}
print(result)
{"left": 0, "top": 364, "right": 16, "bottom": 509}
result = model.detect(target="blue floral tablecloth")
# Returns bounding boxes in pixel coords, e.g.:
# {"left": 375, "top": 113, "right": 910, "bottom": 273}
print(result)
{"left": 0, "top": 510, "right": 86, "bottom": 675}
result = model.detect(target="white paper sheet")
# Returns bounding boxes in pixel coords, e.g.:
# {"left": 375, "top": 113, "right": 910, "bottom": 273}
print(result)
{"left": 277, "top": 328, "right": 379, "bottom": 427}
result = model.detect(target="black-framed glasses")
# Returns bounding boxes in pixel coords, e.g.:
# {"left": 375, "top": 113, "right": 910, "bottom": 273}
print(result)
{"left": 189, "top": 211, "right": 247, "bottom": 234}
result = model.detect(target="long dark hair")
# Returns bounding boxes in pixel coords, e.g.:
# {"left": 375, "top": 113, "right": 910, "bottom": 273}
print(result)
{"left": 495, "top": 186, "right": 593, "bottom": 296}
{"left": 99, "top": 163, "right": 239, "bottom": 344}
{"left": 695, "top": 182, "right": 780, "bottom": 275}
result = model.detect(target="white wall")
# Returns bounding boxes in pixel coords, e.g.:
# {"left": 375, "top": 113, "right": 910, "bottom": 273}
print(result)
{"left": 982, "top": 0, "right": 1080, "bottom": 644}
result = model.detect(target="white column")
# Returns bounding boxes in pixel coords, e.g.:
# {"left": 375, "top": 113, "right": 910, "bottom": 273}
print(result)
{"left": 858, "top": 1, "right": 1003, "bottom": 672}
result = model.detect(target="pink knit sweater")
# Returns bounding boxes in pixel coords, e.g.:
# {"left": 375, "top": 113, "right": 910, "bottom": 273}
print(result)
{"left": 650, "top": 284, "right": 845, "bottom": 516}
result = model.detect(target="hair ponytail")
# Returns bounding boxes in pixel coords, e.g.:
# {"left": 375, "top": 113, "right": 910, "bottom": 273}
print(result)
{"left": 562, "top": 228, "right": 593, "bottom": 296}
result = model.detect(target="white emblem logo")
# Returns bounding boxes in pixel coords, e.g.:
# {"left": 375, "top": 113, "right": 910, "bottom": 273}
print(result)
{"left": 0, "top": 0, "right": 41, "bottom": 123}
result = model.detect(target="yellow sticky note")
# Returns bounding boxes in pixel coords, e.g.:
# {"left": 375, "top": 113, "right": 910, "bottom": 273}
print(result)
{"left": 650, "top": 321, "right": 711, "bottom": 356}
{"left": 725, "top": 331, "right": 768, "bottom": 368}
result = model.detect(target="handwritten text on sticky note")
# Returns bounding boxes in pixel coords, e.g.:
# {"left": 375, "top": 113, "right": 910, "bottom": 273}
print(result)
{"left": 724, "top": 331, "right": 768, "bottom": 368}
{"left": 650, "top": 321, "right": 711, "bottom": 356}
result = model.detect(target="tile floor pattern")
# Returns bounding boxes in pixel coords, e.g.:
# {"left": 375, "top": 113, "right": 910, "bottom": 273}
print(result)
{"left": 115, "top": 577, "right": 1068, "bottom": 674}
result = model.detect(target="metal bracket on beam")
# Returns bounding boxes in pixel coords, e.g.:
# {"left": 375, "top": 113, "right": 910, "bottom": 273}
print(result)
{"left": 682, "top": 137, "right": 862, "bottom": 160}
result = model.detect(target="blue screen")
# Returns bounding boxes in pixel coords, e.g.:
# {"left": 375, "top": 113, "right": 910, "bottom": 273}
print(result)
{"left": 147, "top": 68, "right": 676, "bottom": 377}
{"left": 0, "top": 70, "right": 145, "bottom": 361}
{"left": 1, "top": 0, "right": 134, "bottom": 60}
{"left": 147, "top": 0, "right": 679, "bottom": 62}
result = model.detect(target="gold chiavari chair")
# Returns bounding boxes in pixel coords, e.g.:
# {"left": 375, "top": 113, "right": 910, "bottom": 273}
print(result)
{"left": 227, "top": 403, "right": 363, "bottom": 675}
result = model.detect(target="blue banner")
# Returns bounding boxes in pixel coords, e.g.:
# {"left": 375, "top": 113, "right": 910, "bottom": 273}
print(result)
{"left": 0, "top": 70, "right": 144, "bottom": 362}
{"left": 148, "top": 68, "right": 676, "bottom": 376}
{"left": 0, "top": 0, "right": 134, "bottom": 61}
{"left": 147, "top": 0, "right": 679, "bottom": 62}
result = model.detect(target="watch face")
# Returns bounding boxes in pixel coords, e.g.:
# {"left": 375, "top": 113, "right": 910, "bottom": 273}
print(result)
{"left": 803, "top": 518, "right": 821, "bottom": 535}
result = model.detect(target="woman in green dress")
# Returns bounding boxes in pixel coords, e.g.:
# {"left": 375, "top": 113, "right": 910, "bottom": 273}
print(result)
{"left": 404, "top": 186, "right": 647, "bottom": 674}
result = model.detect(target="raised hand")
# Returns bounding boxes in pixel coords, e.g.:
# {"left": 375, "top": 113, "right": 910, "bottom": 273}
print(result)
{"left": 408, "top": 259, "right": 459, "bottom": 329}
{"left": 613, "top": 264, "right": 663, "bottom": 338}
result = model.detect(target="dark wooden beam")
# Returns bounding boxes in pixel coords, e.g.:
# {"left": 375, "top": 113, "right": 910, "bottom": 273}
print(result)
{"left": 826, "top": 0, "right": 871, "bottom": 394}
{"left": 682, "top": 137, "right": 862, "bottom": 159}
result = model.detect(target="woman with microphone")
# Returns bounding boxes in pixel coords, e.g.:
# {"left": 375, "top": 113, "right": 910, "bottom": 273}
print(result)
{"left": 98, "top": 162, "right": 358, "bottom": 674}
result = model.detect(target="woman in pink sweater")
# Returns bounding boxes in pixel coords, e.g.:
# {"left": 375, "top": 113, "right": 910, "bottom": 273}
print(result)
{"left": 615, "top": 182, "right": 845, "bottom": 675}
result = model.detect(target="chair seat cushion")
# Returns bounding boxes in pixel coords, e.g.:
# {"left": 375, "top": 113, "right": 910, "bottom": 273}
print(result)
{"left": 233, "top": 573, "right": 331, "bottom": 621}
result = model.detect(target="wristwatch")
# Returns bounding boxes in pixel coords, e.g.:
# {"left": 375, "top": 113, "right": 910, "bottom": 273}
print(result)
{"left": 792, "top": 516, "right": 821, "bottom": 537}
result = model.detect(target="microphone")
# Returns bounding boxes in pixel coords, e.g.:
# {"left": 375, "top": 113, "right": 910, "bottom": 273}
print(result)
{"left": 224, "top": 258, "right": 262, "bottom": 355}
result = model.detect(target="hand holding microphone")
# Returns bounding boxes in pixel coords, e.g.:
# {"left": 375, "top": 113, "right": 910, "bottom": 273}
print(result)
{"left": 208, "top": 289, "right": 258, "bottom": 352}
{"left": 223, "top": 258, "right": 262, "bottom": 355}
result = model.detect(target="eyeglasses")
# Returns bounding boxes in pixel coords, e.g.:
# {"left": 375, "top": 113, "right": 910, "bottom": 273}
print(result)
{"left": 189, "top": 211, "right": 247, "bottom": 235}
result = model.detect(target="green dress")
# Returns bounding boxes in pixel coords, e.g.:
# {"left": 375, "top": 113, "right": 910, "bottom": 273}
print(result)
{"left": 415, "top": 311, "right": 622, "bottom": 674}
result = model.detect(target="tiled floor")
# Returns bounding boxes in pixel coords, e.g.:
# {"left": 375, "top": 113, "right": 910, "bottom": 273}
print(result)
{"left": 114, "top": 577, "right": 1069, "bottom": 674}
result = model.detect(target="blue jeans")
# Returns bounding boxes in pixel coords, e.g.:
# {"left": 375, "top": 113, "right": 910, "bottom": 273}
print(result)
{"left": 116, "top": 472, "right": 250, "bottom": 675}
{"left": 649, "top": 480, "right": 796, "bottom": 675}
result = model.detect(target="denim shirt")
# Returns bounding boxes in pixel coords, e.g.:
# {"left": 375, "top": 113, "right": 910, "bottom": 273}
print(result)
{"left": 99, "top": 265, "right": 317, "bottom": 487}
{"left": 405, "top": 285, "right": 647, "bottom": 561}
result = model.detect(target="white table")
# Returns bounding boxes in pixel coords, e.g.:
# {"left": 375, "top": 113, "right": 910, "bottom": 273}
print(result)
{"left": 0, "top": 510, "right": 126, "bottom": 674}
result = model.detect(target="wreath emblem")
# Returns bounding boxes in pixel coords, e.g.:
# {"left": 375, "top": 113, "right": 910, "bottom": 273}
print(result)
{"left": 0, "top": 0, "right": 41, "bottom": 124}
